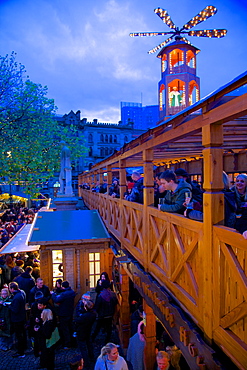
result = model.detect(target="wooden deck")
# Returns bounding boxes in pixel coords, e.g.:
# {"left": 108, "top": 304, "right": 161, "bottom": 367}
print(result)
{"left": 79, "top": 71, "right": 247, "bottom": 369}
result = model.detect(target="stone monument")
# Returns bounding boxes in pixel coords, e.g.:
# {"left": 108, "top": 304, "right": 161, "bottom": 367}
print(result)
{"left": 54, "top": 141, "right": 78, "bottom": 210}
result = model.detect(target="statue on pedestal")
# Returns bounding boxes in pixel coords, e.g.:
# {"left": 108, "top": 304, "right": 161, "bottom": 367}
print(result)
{"left": 58, "top": 141, "right": 73, "bottom": 196}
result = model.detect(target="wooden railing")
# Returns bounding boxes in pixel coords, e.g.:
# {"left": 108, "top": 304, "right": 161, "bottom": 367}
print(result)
{"left": 212, "top": 226, "right": 247, "bottom": 367}
{"left": 83, "top": 191, "right": 204, "bottom": 323}
{"left": 82, "top": 190, "right": 247, "bottom": 367}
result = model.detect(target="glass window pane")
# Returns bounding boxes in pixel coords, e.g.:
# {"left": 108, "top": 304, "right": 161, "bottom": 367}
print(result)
{"left": 95, "top": 261, "right": 100, "bottom": 274}
{"left": 89, "top": 262, "right": 94, "bottom": 275}
{"left": 89, "top": 253, "right": 94, "bottom": 261}
{"left": 95, "top": 253, "right": 100, "bottom": 261}
{"left": 89, "top": 276, "right": 94, "bottom": 287}
{"left": 52, "top": 250, "right": 62, "bottom": 263}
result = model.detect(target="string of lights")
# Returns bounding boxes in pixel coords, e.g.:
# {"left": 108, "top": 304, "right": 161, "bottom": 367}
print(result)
{"left": 129, "top": 5, "right": 227, "bottom": 54}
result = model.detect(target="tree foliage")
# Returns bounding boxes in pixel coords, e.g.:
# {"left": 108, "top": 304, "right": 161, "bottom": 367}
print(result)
{"left": 0, "top": 52, "right": 85, "bottom": 196}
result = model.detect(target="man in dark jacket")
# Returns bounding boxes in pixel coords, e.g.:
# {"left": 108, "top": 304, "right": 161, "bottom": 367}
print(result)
{"left": 74, "top": 300, "right": 96, "bottom": 367}
{"left": 158, "top": 170, "right": 192, "bottom": 214}
{"left": 91, "top": 280, "right": 118, "bottom": 344}
{"left": 29, "top": 277, "right": 51, "bottom": 306}
{"left": 14, "top": 266, "right": 35, "bottom": 303}
{"left": 8, "top": 282, "right": 27, "bottom": 358}
{"left": 126, "top": 172, "right": 144, "bottom": 204}
{"left": 51, "top": 280, "right": 76, "bottom": 348}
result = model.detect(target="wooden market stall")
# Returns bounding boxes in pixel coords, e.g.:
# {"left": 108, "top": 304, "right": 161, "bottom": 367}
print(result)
{"left": 28, "top": 209, "right": 112, "bottom": 298}
{"left": 78, "top": 71, "right": 247, "bottom": 369}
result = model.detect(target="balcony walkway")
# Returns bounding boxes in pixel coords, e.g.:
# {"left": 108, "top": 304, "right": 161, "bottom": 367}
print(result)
{"left": 79, "top": 71, "right": 247, "bottom": 369}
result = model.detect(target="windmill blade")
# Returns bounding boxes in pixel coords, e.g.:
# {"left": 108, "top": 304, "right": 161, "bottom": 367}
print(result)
{"left": 181, "top": 5, "right": 217, "bottom": 31}
{"left": 180, "top": 37, "right": 191, "bottom": 45}
{"left": 148, "top": 36, "right": 173, "bottom": 54}
{"left": 130, "top": 31, "right": 174, "bottom": 37}
{"left": 154, "top": 8, "right": 176, "bottom": 30}
{"left": 189, "top": 29, "right": 227, "bottom": 38}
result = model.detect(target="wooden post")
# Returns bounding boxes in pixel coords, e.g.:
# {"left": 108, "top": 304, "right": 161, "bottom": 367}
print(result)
{"left": 118, "top": 264, "right": 130, "bottom": 349}
{"left": 202, "top": 123, "right": 224, "bottom": 342}
{"left": 99, "top": 169, "right": 104, "bottom": 186}
{"left": 143, "top": 300, "right": 156, "bottom": 370}
{"left": 143, "top": 149, "right": 154, "bottom": 207}
{"left": 143, "top": 149, "right": 154, "bottom": 270}
{"left": 119, "top": 159, "right": 126, "bottom": 199}
{"left": 107, "top": 164, "right": 113, "bottom": 194}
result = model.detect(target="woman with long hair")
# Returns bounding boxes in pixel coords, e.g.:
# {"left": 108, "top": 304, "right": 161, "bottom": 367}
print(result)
{"left": 95, "top": 272, "right": 111, "bottom": 296}
{"left": 231, "top": 173, "right": 247, "bottom": 215}
{"left": 35, "top": 308, "right": 57, "bottom": 370}
{"left": 94, "top": 342, "right": 128, "bottom": 370}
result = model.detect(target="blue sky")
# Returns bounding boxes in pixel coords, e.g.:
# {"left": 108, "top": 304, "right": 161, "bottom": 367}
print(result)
{"left": 0, "top": 0, "right": 246, "bottom": 122}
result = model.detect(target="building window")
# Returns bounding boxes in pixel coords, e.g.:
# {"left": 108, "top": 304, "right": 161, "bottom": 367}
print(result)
{"left": 105, "top": 134, "right": 108, "bottom": 143}
{"left": 114, "top": 135, "right": 117, "bottom": 143}
{"left": 100, "top": 134, "right": 104, "bottom": 142}
{"left": 100, "top": 147, "right": 104, "bottom": 157}
{"left": 124, "top": 135, "right": 128, "bottom": 143}
{"left": 109, "top": 135, "right": 113, "bottom": 143}
{"left": 89, "top": 252, "right": 100, "bottom": 288}
{"left": 52, "top": 250, "right": 63, "bottom": 286}
{"left": 88, "top": 133, "right": 93, "bottom": 143}
{"left": 89, "top": 147, "right": 93, "bottom": 156}
{"left": 105, "top": 147, "right": 109, "bottom": 156}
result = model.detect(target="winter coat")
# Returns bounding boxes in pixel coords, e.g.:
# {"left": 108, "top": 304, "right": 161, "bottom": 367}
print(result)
{"left": 94, "top": 288, "right": 118, "bottom": 319}
{"left": 126, "top": 177, "right": 144, "bottom": 204}
{"left": 127, "top": 330, "right": 145, "bottom": 370}
{"left": 74, "top": 308, "right": 96, "bottom": 341}
{"left": 187, "top": 190, "right": 237, "bottom": 228}
{"left": 0, "top": 295, "right": 13, "bottom": 336}
{"left": 9, "top": 289, "right": 26, "bottom": 323}
{"left": 159, "top": 181, "right": 192, "bottom": 214}
{"left": 51, "top": 287, "right": 76, "bottom": 317}
{"left": 29, "top": 284, "right": 51, "bottom": 306}
{"left": 11, "top": 266, "right": 24, "bottom": 280}
{"left": 14, "top": 271, "right": 35, "bottom": 302}
{"left": 235, "top": 207, "right": 247, "bottom": 234}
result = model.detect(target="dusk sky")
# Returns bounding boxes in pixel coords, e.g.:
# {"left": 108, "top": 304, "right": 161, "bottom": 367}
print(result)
{"left": 1, "top": 0, "right": 246, "bottom": 122}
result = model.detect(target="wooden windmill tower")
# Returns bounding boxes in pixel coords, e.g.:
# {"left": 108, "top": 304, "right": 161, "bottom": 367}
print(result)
{"left": 130, "top": 5, "right": 227, "bottom": 120}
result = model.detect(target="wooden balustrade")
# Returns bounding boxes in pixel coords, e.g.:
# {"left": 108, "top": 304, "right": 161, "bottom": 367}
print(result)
{"left": 79, "top": 72, "right": 247, "bottom": 368}
{"left": 81, "top": 189, "right": 247, "bottom": 367}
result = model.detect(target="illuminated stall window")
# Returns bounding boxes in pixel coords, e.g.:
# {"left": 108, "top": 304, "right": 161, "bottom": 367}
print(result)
{"left": 186, "top": 50, "right": 196, "bottom": 68}
{"left": 189, "top": 80, "right": 199, "bottom": 105}
{"left": 168, "top": 79, "right": 184, "bottom": 107}
{"left": 89, "top": 252, "right": 100, "bottom": 288}
{"left": 52, "top": 250, "right": 63, "bottom": 286}
{"left": 169, "top": 48, "right": 184, "bottom": 69}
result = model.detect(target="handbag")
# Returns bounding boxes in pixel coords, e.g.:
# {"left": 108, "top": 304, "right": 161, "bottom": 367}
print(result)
{"left": 46, "top": 327, "right": 60, "bottom": 348}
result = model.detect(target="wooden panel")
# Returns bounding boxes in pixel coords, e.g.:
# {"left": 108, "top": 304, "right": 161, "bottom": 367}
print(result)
{"left": 39, "top": 248, "right": 52, "bottom": 288}
{"left": 64, "top": 248, "right": 76, "bottom": 290}
{"left": 213, "top": 226, "right": 247, "bottom": 368}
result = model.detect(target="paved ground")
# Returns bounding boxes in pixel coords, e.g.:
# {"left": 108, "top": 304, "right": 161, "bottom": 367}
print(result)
{"left": 0, "top": 325, "right": 122, "bottom": 370}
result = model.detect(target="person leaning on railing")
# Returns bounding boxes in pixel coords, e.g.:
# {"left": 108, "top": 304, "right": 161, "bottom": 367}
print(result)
{"left": 184, "top": 172, "right": 237, "bottom": 229}
{"left": 158, "top": 170, "right": 191, "bottom": 214}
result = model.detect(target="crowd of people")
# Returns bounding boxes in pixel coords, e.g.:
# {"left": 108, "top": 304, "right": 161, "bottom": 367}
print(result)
{"left": 0, "top": 258, "right": 180, "bottom": 370}
{"left": 81, "top": 170, "right": 247, "bottom": 238}
{"left": 0, "top": 207, "right": 37, "bottom": 248}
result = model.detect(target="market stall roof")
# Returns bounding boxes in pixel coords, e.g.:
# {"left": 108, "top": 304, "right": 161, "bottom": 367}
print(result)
{"left": 0, "top": 224, "right": 39, "bottom": 255}
{"left": 28, "top": 209, "right": 111, "bottom": 246}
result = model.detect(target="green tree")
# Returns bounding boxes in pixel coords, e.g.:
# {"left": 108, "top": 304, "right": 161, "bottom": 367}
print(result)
{"left": 0, "top": 52, "right": 85, "bottom": 196}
